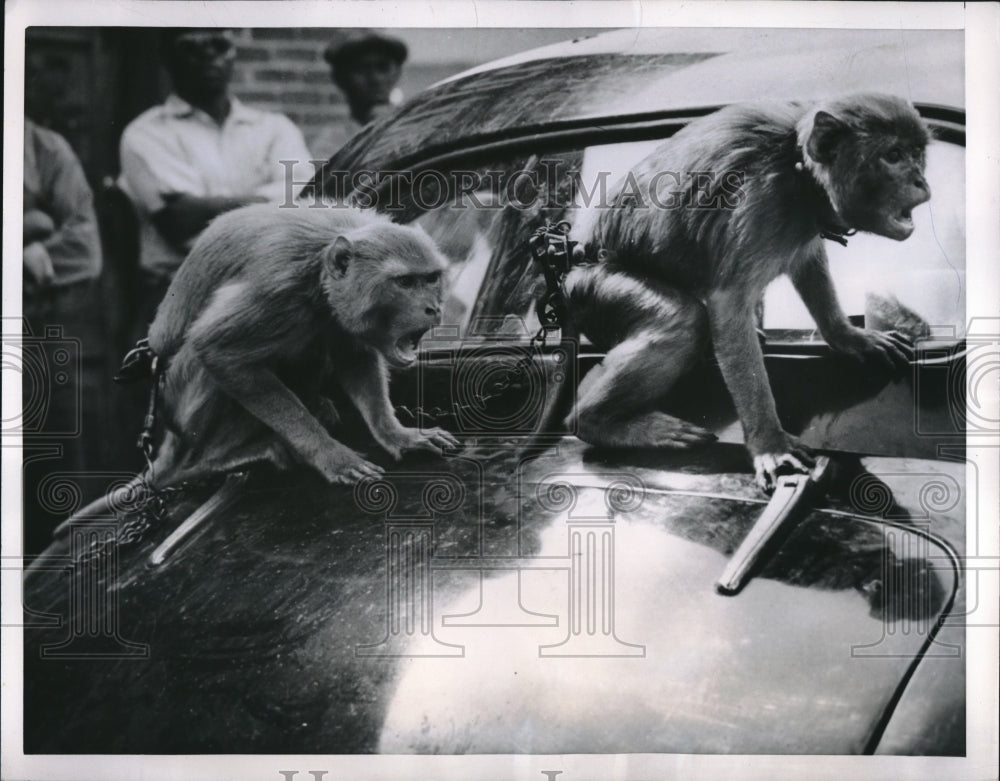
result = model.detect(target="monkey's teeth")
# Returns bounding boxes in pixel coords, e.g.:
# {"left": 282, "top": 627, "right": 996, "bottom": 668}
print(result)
{"left": 888, "top": 208, "right": 915, "bottom": 238}
{"left": 392, "top": 331, "right": 427, "bottom": 366}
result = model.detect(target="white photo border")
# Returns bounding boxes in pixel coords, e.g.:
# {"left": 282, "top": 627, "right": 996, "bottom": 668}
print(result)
{"left": 3, "top": 2, "right": 997, "bottom": 780}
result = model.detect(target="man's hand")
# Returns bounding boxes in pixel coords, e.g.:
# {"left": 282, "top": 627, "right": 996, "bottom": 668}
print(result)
{"left": 153, "top": 193, "right": 270, "bottom": 253}
{"left": 23, "top": 243, "right": 55, "bottom": 289}
{"left": 23, "top": 210, "right": 55, "bottom": 245}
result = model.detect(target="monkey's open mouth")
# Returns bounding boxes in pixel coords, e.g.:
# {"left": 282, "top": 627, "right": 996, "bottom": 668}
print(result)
{"left": 390, "top": 329, "right": 428, "bottom": 367}
{"left": 887, "top": 206, "right": 915, "bottom": 237}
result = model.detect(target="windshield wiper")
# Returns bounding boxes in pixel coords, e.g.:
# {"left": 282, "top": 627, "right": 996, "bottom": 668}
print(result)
{"left": 716, "top": 456, "right": 831, "bottom": 595}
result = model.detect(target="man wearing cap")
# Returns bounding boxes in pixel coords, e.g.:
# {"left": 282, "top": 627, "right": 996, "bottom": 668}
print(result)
{"left": 312, "top": 29, "right": 408, "bottom": 160}
{"left": 118, "top": 28, "right": 313, "bottom": 334}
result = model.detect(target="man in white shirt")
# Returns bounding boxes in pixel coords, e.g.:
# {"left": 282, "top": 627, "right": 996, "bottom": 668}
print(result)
{"left": 119, "top": 28, "right": 314, "bottom": 332}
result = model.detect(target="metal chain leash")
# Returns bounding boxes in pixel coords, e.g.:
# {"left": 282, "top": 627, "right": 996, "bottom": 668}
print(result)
{"left": 529, "top": 219, "right": 581, "bottom": 329}
{"left": 395, "top": 221, "right": 580, "bottom": 428}
{"left": 74, "top": 341, "right": 195, "bottom": 567}
{"left": 73, "top": 481, "right": 192, "bottom": 566}
{"left": 115, "top": 337, "right": 162, "bottom": 472}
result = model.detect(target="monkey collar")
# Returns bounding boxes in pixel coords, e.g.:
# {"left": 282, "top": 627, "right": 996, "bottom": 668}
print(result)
{"left": 793, "top": 150, "right": 858, "bottom": 247}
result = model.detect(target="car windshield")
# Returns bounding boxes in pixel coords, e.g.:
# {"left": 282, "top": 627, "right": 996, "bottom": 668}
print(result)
{"left": 409, "top": 135, "right": 965, "bottom": 343}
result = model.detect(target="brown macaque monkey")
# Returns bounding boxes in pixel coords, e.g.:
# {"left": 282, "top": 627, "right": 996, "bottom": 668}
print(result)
{"left": 144, "top": 204, "right": 460, "bottom": 486}
{"left": 564, "top": 93, "right": 930, "bottom": 491}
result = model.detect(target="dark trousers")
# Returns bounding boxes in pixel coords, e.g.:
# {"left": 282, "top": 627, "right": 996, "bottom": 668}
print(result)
{"left": 21, "top": 280, "right": 110, "bottom": 554}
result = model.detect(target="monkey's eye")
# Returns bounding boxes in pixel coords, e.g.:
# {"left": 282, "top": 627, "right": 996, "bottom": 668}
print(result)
{"left": 882, "top": 147, "right": 904, "bottom": 164}
{"left": 395, "top": 275, "right": 418, "bottom": 289}
{"left": 424, "top": 271, "right": 442, "bottom": 285}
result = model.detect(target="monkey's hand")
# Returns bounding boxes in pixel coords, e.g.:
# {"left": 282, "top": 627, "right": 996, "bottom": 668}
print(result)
{"left": 314, "top": 446, "right": 385, "bottom": 485}
{"left": 380, "top": 427, "right": 462, "bottom": 460}
{"left": 750, "top": 433, "right": 815, "bottom": 494}
{"left": 827, "top": 326, "right": 913, "bottom": 374}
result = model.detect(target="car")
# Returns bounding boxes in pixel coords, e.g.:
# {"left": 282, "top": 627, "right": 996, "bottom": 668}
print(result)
{"left": 23, "top": 27, "right": 968, "bottom": 756}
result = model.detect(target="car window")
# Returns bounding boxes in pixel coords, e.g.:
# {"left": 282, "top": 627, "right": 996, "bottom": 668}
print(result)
{"left": 408, "top": 135, "right": 964, "bottom": 344}
{"left": 763, "top": 141, "right": 965, "bottom": 340}
{"left": 412, "top": 151, "right": 582, "bottom": 339}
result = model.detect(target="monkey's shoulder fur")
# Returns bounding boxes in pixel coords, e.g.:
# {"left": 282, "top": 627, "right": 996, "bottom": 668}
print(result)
{"left": 592, "top": 96, "right": 928, "bottom": 293}
{"left": 148, "top": 205, "right": 391, "bottom": 360}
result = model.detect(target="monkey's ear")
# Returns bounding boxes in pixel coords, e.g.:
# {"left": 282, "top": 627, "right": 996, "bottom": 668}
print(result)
{"left": 806, "top": 110, "right": 847, "bottom": 164}
{"left": 322, "top": 236, "right": 353, "bottom": 277}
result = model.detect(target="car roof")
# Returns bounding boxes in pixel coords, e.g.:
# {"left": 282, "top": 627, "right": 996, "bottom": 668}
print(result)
{"left": 326, "top": 28, "right": 963, "bottom": 174}
{"left": 445, "top": 28, "right": 964, "bottom": 108}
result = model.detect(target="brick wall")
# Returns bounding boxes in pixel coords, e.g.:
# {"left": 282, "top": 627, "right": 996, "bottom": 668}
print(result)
{"left": 230, "top": 29, "right": 473, "bottom": 160}
{"left": 230, "top": 29, "right": 345, "bottom": 159}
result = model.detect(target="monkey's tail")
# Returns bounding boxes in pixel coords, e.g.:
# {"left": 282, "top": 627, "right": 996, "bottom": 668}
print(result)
{"left": 563, "top": 262, "right": 695, "bottom": 353}
{"left": 561, "top": 263, "right": 635, "bottom": 352}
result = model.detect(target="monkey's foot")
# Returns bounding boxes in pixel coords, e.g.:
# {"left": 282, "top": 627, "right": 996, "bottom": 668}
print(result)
{"left": 381, "top": 427, "right": 462, "bottom": 459}
{"left": 577, "top": 411, "right": 717, "bottom": 449}
{"left": 752, "top": 435, "right": 816, "bottom": 493}
{"left": 316, "top": 448, "right": 385, "bottom": 485}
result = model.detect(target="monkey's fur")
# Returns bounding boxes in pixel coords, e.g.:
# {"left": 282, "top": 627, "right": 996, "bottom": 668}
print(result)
{"left": 564, "top": 93, "right": 930, "bottom": 490}
{"left": 144, "top": 204, "right": 459, "bottom": 487}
